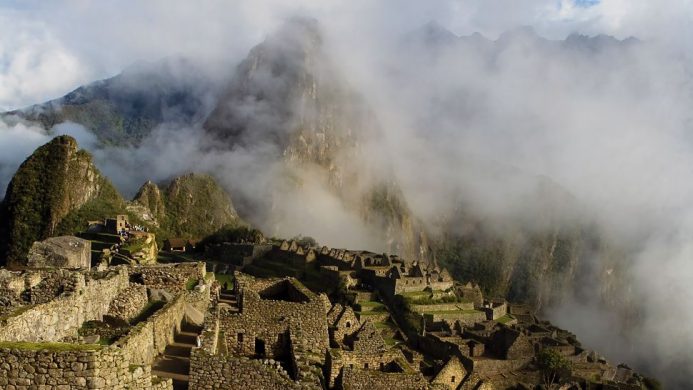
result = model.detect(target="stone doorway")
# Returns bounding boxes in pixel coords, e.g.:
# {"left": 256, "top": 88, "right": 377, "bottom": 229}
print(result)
{"left": 255, "top": 337, "right": 266, "bottom": 357}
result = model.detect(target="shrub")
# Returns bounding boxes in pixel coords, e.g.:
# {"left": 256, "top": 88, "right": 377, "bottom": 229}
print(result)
{"left": 537, "top": 349, "right": 572, "bottom": 386}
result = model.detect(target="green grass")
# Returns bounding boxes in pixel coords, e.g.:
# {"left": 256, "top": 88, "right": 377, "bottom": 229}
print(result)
{"left": 215, "top": 273, "right": 234, "bottom": 290}
{"left": 0, "top": 341, "right": 102, "bottom": 352}
{"left": 358, "top": 301, "right": 388, "bottom": 312}
{"left": 358, "top": 311, "right": 389, "bottom": 317}
{"left": 422, "top": 309, "right": 483, "bottom": 315}
{"left": 123, "top": 240, "right": 146, "bottom": 254}
{"left": 497, "top": 314, "right": 516, "bottom": 324}
{"left": 186, "top": 277, "right": 199, "bottom": 291}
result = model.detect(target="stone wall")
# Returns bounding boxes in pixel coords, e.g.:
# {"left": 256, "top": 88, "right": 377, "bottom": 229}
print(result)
{"left": 189, "top": 351, "right": 315, "bottom": 390}
{"left": 394, "top": 277, "right": 427, "bottom": 293}
{"left": 340, "top": 367, "right": 428, "bottom": 390}
{"left": 115, "top": 293, "right": 186, "bottom": 366}
{"left": 0, "top": 267, "right": 129, "bottom": 342}
{"left": 431, "top": 357, "right": 467, "bottom": 390}
{"left": 131, "top": 262, "right": 205, "bottom": 293}
{"left": 0, "top": 343, "right": 171, "bottom": 389}
{"left": 220, "top": 279, "right": 329, "bottom": 361}
{"left": 328, "top": 348, "right": 409, "bottom": 387}
{"left": 320, "top": 266, "right": 341, "bottom": 284}
{"left": 424, "top": 310, "right": 486, "bottom": 325}
{"left": 28, "top": 269, "right": 80, "bottom": 304}
{"left": 190, "top": 315, "right": 319, "bottom": 390}
{"left": 411, "top": 302, "right": 474, "bottom": 313}
{"left": 469, "top": 357, "right": 528, "bottom": 376}
{"left": 481, "top": 302, "right": 507, "bottom": 321}
{"left": 105, "top": 284, "right": 148, "bottom": 324}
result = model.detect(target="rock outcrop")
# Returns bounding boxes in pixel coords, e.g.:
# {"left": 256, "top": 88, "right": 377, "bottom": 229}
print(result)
{"left": 0, "top": 135, "right": 122, "bottom": 267}
{"left": 26, "top": 236, "right": 91, "bottom": 270}
{"left": 132, "top": 173, "right": 241, "bottom": 239}
{"left": 204, "top": 18, "right": 429, "bottom": 261}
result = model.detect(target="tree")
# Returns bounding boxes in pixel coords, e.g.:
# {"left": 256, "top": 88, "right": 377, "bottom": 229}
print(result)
{"left": 537, "top": 349, "right": 572, "bottom": 388}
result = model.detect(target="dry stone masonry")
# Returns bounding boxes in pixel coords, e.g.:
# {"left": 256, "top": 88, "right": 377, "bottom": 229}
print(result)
{"left": 0, "top": 235, "right": 655, "bottom": 389}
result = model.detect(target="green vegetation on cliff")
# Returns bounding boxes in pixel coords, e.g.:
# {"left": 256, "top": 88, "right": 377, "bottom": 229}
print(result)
{"left": 0, "top": 135, "right": 118, "bottom": 266}
{"left": 55, "top": 181, "right": 126, "bottom": 236}
{"left": 435, "top": 220, "right": 588, "bottom": 307}
{"left": 132, "top": 173, "right": 242, "bottom": 241}
{"left": 6, "top": 58, "right": 214, "bottom": 146}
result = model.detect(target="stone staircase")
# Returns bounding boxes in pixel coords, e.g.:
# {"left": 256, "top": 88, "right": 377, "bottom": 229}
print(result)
{"left": 152, "top": 320, "right": 203, "bottom": 390}
{"left": 218, "top": 290, "right": 239, "bottom": 313}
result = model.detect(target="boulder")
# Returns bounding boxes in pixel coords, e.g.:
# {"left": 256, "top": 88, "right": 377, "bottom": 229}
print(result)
{"left": 27, "top": 236, "right": 91, "bottom": 269}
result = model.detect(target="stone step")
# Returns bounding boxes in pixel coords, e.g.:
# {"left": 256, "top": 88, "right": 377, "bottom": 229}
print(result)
{"left": 181, "top": 322, "right": 203, "bottom": 334}
{"left": 164, "top": 343, "right": 194, "bottom": 358}
{"left": 172, "top": 379, "right": 189, "bottom": 390}
{"left": 152, "top": 369, "right": 190, "bottom": 389}
{"left": 175, "top": 332, "right": 198, "bottom": 345}
{"left": 153, "top": 355, "right": 190, "bottom": 374}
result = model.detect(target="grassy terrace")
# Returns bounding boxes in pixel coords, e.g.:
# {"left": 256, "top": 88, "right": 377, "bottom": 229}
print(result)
{"left": 374, "top": 320, "right": 400, "bottom": 346}
{"left": 358, "top": 300, "right": 388, "bottom": 312}
{"left": 399, "top": 291, "right": 431, "bottom": 300}
{"left": 0, "top": 341, "right": 102, "bottom": 352}
{"left": 421, "top": 309, "right": 482, "bottom": 315}
{"left": 398, "top": 290, "right": 470, "bottom": 305}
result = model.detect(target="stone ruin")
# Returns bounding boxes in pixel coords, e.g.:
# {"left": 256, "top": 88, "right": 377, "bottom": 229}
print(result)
{"left": 0, "top": 235, "right": 655, "bottom": 389}
{"left": 0, "top": 262, "right": 210, "bottom": 389}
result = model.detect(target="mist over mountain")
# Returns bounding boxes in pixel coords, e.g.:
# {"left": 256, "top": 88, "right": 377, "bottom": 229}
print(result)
{"left": 1, "top": 8, "right": 693, "bottom": 388}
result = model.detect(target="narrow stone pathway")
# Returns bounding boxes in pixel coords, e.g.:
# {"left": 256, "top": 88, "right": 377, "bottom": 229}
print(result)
{"left": 152, "top": 320, "right": 203, "bottom": 390}
{"left": 218, "top": 290, "right": 239, "bottom": 313}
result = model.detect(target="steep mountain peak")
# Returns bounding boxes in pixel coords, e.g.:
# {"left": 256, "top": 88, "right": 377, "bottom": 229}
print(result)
{"left": 417, "top": 20, "right": 459, "bottom": 45}
{"left": 132, "top": 173, "right": 242, "bottom": 240}
{"left": 0, "top": 135, "right": 122, "bottom": 267}
{"left": 203, "top": 16, "right": 372, "bottom": 161}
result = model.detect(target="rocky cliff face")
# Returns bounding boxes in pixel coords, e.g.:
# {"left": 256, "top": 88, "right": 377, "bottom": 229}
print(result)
{"left": 204, "top": 18, "right": 429, "bottom": 261}
{"left": 433, "top": 176, "right": 636, "bottom": 319}
{"left": 0, "top": 135, "right": 121, "bottom": 267}
{"left": 132, "top": 173, "right": 241, "bottom": 239}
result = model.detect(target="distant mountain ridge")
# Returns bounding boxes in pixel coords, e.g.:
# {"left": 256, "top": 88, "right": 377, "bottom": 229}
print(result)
{"left": 3, "top": 57, "right": 219, "bottom": 145}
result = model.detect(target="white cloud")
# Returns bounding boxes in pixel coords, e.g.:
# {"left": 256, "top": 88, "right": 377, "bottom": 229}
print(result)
{"left": 0, "top": 12, "right": 89, "bottom": 110}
